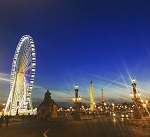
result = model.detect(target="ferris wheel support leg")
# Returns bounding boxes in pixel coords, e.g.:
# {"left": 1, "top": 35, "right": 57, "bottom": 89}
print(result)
{"left": 29, "top": 98, "right": 33, "bottom": 114}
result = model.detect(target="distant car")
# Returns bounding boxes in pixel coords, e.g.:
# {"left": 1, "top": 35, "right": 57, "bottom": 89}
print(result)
{"left": 120, "top": 112, "right": 132, "bottom": 118}
{"left": 112, "top": 113, "right": 116, "bottom": 117}
{"left": 121, "top": 114, "right": 128, "bottom": 118}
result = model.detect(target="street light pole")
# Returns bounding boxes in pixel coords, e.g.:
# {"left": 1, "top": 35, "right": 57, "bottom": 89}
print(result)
{"left": 141, "top": 99, "right": 149, "bottom": 116}
{"left": 2, "top": 104, "right": 5, "bottom": 115}
{"left": 73, "top": 84, "right": 81, "bottom": 120}
{"left": 130, "top": 77, "right": 142, "bottom": 119}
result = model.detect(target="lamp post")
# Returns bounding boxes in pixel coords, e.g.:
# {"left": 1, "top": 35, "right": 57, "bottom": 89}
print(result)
{"left": 130, "top": 77, "right": 142, "bottom": 119}
{"left": 2, "top": 103, "right": 5, "bottom": 115}
{"left": 72, "top": 84, "right": 81, "bottom": 120}
{"left": 111, "top": 103, "right": 116, "bottom": 117}
{"left": 141, "top": 99, "right": 148, "bottom": 108}
{"left": 141, "top": 99, "right": 149, "bottom": 116}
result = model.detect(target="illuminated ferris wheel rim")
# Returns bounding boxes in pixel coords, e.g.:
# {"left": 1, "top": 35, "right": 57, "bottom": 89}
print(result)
{"left": 10, "top": 35, "right": 36, "bottom": 94}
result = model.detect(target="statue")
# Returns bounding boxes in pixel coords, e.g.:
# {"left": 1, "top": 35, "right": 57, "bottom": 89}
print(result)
{"left": 37, "top": 90, "right": 59, "bottom": 120}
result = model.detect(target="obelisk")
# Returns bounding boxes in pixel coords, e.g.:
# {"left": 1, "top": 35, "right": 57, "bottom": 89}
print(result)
{"left": 90, "top": 81, "right": 95, "bottom": 111}
{"left": 101, "top": 89, "right": 104, "bottom": 104}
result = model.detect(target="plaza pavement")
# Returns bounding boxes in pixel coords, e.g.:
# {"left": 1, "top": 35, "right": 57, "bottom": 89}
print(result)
{"left": 0, "top": 115, "right": 150, "bottom": 137}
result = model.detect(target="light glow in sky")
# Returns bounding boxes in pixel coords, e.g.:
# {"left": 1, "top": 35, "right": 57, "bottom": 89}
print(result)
{"left": 1, "top": 1, "right": 150, "bottom": 106}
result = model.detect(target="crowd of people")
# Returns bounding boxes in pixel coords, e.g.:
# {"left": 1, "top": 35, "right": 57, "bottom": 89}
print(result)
{"left": 0, "top": 114, "right": 35, "bottom": 128}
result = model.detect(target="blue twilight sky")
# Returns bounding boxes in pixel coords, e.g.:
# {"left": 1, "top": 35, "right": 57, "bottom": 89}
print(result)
{"left": 0, "top": 0, "right": 150, "bottom": 106}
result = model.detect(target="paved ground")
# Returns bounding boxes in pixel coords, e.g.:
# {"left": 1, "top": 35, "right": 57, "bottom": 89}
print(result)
{"left": 0, "top": 116, "right": 150, "bottom": 137}
{"left": 0, "top": 120, "right": 65, "bottom": 137}
{"left": 0, "top": 116, "right": 66, "bottom": 137}
{"left": 46, "top": 117, "right": 150, "bottom": 137}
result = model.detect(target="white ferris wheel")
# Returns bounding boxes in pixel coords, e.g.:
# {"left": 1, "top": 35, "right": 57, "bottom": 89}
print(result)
{"left": 4, "top": 35, "right": 36, "bottom": 115}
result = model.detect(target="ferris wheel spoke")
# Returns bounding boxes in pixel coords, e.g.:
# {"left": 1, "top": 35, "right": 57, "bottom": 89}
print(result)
{"left": 25, "top": 65, "right": 32, "bottom": 71}
{"left": 18, "top": 53, "right": 31, "bottom": 72}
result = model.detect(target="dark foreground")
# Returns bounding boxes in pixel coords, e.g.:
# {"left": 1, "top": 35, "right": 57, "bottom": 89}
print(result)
{"left": 0, "top": 116, "right": 150, "bottom": 137}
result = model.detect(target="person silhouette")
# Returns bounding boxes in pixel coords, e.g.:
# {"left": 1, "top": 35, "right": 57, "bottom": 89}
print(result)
{"left": 0, "top": 117, "right": 3, "bottom": 128}
{"left": 5, "top": 115, "right": 9, "bottom": 127}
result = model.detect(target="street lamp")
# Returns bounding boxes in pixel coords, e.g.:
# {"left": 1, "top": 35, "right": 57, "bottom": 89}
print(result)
{"left": 130, "top": 77, "right": 142, "bottom": 119}
{"left": 111, "top": 103, "right": 115, "bottom": 116}
{"left": 72, "top": 84, "right": 81, "bottom": 120}
{"left": 141, "top": 99, "right": 149, "bottom": 116}
{"left": 141, "top": 99, "right": 148, "bottom": 106}
{"left": 2, "top": 103, "right": 5, "bottom": 115}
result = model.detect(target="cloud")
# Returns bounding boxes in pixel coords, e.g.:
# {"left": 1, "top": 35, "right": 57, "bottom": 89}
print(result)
{"left": 0, "top": 73, "right": 10, "bottom": 81}
{"left": 0, "top": 73, "right": 10, "bottom": 103}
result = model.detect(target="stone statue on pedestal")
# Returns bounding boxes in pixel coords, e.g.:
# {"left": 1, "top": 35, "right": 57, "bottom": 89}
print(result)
{"left": 37, "top": 90, "right": 59, "bottom": 120}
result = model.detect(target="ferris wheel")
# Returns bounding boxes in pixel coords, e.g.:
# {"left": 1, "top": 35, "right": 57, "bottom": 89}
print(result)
{"left": 4, "top": 35, "right": 36, "bottom": 115}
